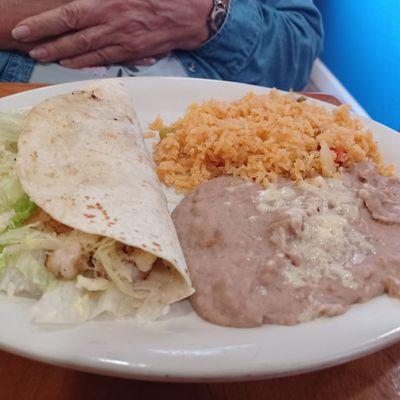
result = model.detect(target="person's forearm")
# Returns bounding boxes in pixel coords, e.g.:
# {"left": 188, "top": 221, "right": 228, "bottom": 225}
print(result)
{"left": 183, "top": 0, "right": 323, "bottom": 90}
{"left": 0, "top": 0, "right": 69, "bottom": 51}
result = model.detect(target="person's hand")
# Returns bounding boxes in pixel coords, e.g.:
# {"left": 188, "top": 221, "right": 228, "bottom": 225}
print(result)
{"left": 0, "top": 0, "right": 71, "bottom": 52}
{"left": 11, "top": 0, "right": 212, "bottom": 68}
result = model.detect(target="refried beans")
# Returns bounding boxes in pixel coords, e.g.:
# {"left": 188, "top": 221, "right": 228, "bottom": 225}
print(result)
{"left": 172, "top": 163, "right": 400, "bottom": 328}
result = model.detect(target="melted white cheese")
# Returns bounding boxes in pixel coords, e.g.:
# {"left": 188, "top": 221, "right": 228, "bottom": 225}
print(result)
{"left": 257, "top": 175, "right": 375, "bottom": 289}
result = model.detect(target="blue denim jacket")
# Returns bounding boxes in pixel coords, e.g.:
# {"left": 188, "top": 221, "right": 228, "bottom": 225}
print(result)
{"left": 0, "top": 0, "right": 322, "bottom": 90}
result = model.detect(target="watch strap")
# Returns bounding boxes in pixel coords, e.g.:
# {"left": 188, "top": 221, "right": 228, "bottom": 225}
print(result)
{"left": 207, "top": 0, "right": 229, "bottom": 38}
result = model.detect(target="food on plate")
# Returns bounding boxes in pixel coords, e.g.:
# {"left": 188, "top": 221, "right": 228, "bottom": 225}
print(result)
{"left": 173, "top": 162, "right": 400, "bottom": 327}
{"left": 0, "top": 80, "right": 193, "bottom": 324}
{"left": 1, "top": 80, "right": 398, "bottom": 331}
{"left": 152, "top": 91, "right": 393, "bottom": 193}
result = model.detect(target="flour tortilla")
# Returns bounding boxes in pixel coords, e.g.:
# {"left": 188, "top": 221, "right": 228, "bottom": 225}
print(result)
{"left": 15, "top": 79, "right": 193, "bottom": 314}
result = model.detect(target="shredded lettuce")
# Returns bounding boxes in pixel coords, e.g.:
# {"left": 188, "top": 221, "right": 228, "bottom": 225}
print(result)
{"left": 94, "top": 239, "right": 149, "bottom": 300}
{"left": 7, "top": 194, "right": 37, "bottom": 230}
{"left": 0, "top": 225, "right": 61, "bottom": 250}
{"left": 76, "top": 275, "right": 109, "bottom": 291}
{"left": 0, "top": 112, "right": 45, "bottom": 295}
{"left": 0, "top": 112, "right": 37, "bottom": 232}
{"left": 0, "top": 226, "right": 62, "bottom": 295}
{"left": 0, "top": 178, "right": 27, "bottom": 223}
{"left": 0, "top": 111, "right": 25, "bottom": 150}
{"left": 0, "top": 251, "right": 53, "bottom": 297}
{"left": 32, "top": 280, "right": 143, "bottom": 324}
{"left": 0, "top": 211, "right": 14, "bottom": 233}
{"left": 0, "top": 253, "right": 5, "bottom": 277}
{"left": 0, "top": 149, "right": 25, "bottom": 213}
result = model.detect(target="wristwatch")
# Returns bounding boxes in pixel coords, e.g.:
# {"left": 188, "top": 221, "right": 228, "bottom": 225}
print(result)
{"left": 207, "top": 0, "right": 229, "bottom": 38}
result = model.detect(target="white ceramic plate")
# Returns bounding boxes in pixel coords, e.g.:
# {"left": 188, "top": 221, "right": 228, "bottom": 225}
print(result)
{"left": 1, "top": 77, "right": 400, "bottom": 382}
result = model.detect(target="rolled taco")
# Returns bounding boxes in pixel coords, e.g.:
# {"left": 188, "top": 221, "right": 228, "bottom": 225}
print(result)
{"left": 0, "top": 80, "right": 193, "bottom": 323}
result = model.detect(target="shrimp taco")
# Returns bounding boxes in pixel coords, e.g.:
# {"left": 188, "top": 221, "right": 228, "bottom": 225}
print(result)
{"left": 0, "top": 80, "right": 193, "bottom": 323}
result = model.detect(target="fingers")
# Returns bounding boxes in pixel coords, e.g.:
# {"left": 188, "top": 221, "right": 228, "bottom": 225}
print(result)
{"left": 60, "top": 46, "right": 131, "bottom": 69}
{"left": 152, "top": 53, "right": 170, "bottom": 60}
{"left": 124, "top": 58, "right": 157, "bottom": 66}
{"left": 12, "top": 0, "right": 96, "bottom": 43}
{"left": 29, "top": 25, "right": 112, "bottom": 62}
{"left": 123, "top": 53, "right": 169, "bottom": 66}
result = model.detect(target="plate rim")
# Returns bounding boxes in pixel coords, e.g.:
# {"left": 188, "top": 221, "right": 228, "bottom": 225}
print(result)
{"left": 1, "top": 317, "right": 399, "bottom": 382}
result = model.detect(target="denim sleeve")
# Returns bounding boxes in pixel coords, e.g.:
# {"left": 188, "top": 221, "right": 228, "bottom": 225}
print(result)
{"left": 177, "top": 0, "right": 323, "bottom": 90}
{"left": 0, "top": 51, "right": 35, "bottom": 83}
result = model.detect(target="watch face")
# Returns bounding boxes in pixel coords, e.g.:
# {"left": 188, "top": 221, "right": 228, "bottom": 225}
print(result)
{"left": 208, "top": 0, "right": 227, "bottom": 35}
{"left": 208, "top": 0, "right": 228, "bottom": 36}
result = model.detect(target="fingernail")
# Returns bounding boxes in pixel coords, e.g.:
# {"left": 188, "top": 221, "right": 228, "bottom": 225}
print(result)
{"left": 29, "top": 47, "right": 48, "bottom": 60}
{"left": 12, "top": 25, "right": 31, "bottom": 40}
{"left": 133, "top": 58, "right": 157, "bottom": 66}
{"left": 60, "top": 59, "right": 72, "bottom": 67}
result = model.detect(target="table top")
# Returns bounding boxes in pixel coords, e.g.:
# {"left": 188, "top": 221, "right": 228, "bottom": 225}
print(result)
{"left": 0, "top": 82, "right": 399, "bottom": 400}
